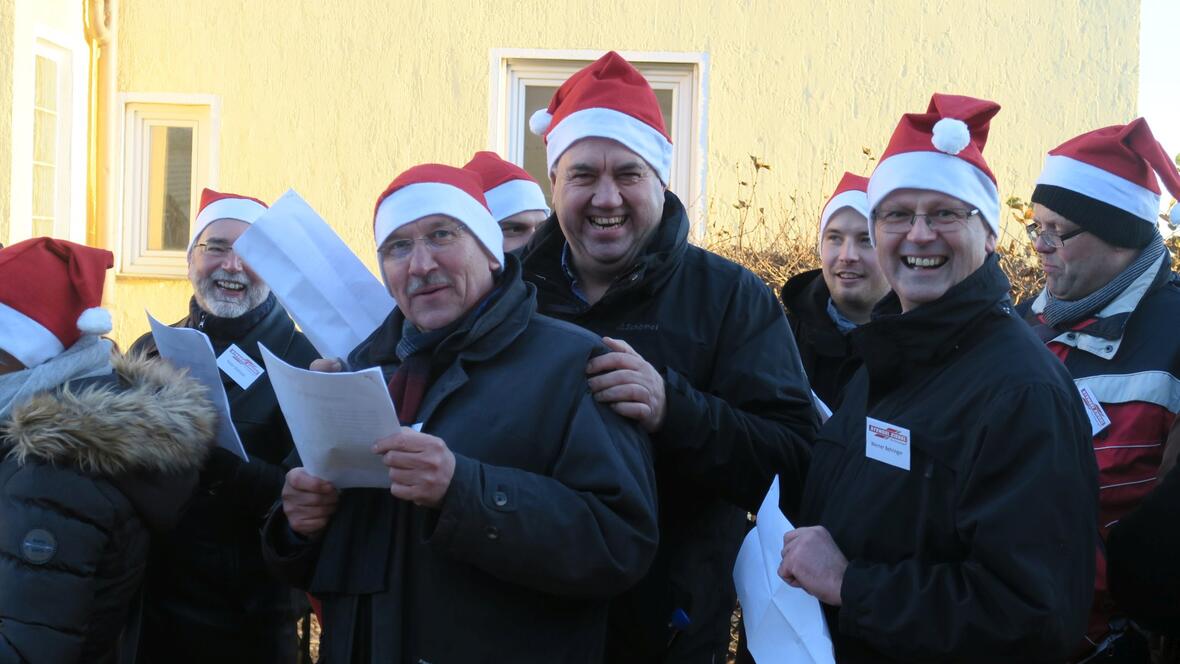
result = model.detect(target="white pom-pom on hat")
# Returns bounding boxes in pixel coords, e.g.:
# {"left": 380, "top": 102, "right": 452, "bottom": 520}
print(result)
{"left": 931, "top": 118, "right": 972, "bottom": 155}
{"left": 529, "top": 108, "right": 553, "bottom": 136}
{"left": 76, "top": 307, "right": 112, "bottom": 336}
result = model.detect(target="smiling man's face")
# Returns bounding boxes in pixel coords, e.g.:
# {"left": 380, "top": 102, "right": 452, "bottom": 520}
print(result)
{"left": 820, "top": 208, "right": 889, "bottom": 323}
{"left": 188, "top": 219, "right": 270, "bottom": 318}
{"left": 873, "top": 189, "right": 995, "bottom": 313}
{"left": 550, "top": 137, "right": 665, "bottom": 287}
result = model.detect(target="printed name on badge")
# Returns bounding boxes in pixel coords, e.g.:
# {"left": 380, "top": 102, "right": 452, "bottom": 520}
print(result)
{"left": 865, "top": 417, "right": 911, "bottom": 471}
{"left": 1077, "top": 385, "right": 1111, "bottom": 435}
{"left": 217, "top": 343, "right": 265, "bottom": 390}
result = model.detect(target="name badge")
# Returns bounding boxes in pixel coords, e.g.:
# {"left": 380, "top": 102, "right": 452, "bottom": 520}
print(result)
{"left": 1077, "top": 385, "right": 1111, "bottom": 436}
{"left": 217, "top": 344, "right": 265, "bottom": 390}
{"left": 865, "top": 417, "right": 911, "bottom": 471}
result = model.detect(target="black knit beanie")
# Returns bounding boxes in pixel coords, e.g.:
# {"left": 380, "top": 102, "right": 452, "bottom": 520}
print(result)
{"left": 1031, "top": 184, "right": 1156, "bottom": 249}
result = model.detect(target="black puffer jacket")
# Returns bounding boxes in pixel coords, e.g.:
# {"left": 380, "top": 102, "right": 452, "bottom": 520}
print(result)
{"left": 129, "top": 295, "right": 319, "bottom": 663}
{"left": 780, "top": 268, "right": 863, "bottom": 409}
{"left": 261, "top": 258, "right": 658, "bottom": 663}
{"left": 522, "top": 192, "right": 818, "bottom": 662}
{"left": 796, "top": 254, "right": 1099, "bottom": 662}
{"left": 0, "top": 354, "right": 214, "bottom": 664}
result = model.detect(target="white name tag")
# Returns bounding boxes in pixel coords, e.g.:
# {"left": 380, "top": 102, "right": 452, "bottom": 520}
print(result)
{"left": 865, "top": 417, "right": 911, "bottom": 471}
{"left": 1077, "top": 385, "right": 1112, "bottom": 436}
{"left": 217, "top": 344, "right": 265, "bottom": 390}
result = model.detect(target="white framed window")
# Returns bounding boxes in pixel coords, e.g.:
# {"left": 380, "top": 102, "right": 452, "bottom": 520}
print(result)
{"left": 118, "top": 94, "right": 220, "bottom": 276}
{"left": 10, "top": 30, "right": 88, "bottom": 244}
{"left": 488, "top": 49, "right": 709, "bottom": 237}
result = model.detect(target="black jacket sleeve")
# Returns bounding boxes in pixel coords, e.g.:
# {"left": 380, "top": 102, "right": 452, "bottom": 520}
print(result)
{"left": 837, "top": 384, "right": 1098, "bottom": 661}
{"left": 1108, "top": 458, "right": 1180, "bottom": 637}
{"left": 656, "top": 273, "right": 818, "bottom": 513}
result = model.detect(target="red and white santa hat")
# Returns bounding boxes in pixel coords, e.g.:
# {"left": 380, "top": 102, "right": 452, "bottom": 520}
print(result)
{"left": 373, "top": 164, "right": 504, "bottom": 266}
{"left": 188, "top": 188, "right": 269, "bottom": 252}
{"left": 1033, "top": 118, "right": 1180, "bottom": 249}
{"left": 462, "top": 151, "right": 551, "bottom": 222}
{"left": 818, "top": 172, "right": 871, "bottom": 249}
{"left": 867, "top": 93, "right": 1002, "bottom": 237}
{"left": 529, "top": 51, "right": 673, "bottom": 184}
{"left": 0, "top": 237, "right": 114, "bottom": 368}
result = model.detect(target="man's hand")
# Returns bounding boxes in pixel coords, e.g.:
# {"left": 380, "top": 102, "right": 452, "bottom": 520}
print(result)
{"left": 586, "top": 336, "right": 666, "bottom": 432}
{"left": 373, "top": 428, "right": 455, "bottom": 508}
{"left": 282, "top": 468, "right": 339, "bottom": 538}
{"left": 778, "top": 526, "right": 848, "bottom": 606}
{"left": 309, "top": 357, "right": 343, "bottom": 372}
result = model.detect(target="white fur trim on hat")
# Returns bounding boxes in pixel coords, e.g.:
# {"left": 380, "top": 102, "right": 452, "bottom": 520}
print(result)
{"left": 867, "top": 150, "right": 1000, "bottom": 237}
{"left": 529, "top": 109, "right": 553, "bottom": 136}
{"left": 0, "top": 302, "right": 65, "bottom": 368}
{"left": 76, "top": 307, "right": 113, "bottom": 336}
{"left": 545, "top": 107, "right": 673, "bottom": 185}
{"left": 374, "top": 182, "right": 504, "bottom": 266}
{"left": 483, "top": 178, "right": 551, "bottom": 222}
{"left": 1037, "top": 154, "right": 1161, "bottom": 224}
{"left": 188, "top": 198, "right": 269, "bottom": 251}
{"left": 817, "top": 190, "right": 870, "bottom": 250}
{"left": 931, "top": 118, "right": 972, "bottom": 155}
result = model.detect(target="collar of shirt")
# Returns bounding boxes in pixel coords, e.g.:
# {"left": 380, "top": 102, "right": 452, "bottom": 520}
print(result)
{"left": 560, "top": 242, "right": 590, "bottom": 304}
{"left": 827, "top": 297, "right": 859, "bottom": 334}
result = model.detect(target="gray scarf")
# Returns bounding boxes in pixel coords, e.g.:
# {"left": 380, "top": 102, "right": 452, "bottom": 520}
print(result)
{"left": 0, "top": 336, "right": 114, "bottom": 421}
{"left": 1041, "top": 234, "right": 1169, "bottom": 328}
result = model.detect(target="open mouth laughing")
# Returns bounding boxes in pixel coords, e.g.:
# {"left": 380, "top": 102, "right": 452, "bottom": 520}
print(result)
{"left": 588, "top": 215, "right": 627, "bottom": 229}
{"left": 904, "top": 256, "right": 948, "bottom": 269}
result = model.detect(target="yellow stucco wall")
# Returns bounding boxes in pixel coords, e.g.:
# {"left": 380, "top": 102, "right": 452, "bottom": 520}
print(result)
{"left": 0, "top": 0, "right": 14, "bottom": 246}
{"left": 109, "top": 0, "right": 1139, "bottom": 347}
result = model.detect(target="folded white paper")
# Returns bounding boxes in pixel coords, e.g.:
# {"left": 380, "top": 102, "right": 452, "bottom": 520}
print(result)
{"left": 733, "top": 477, "right": 835, "bottom": 664}
{"left": 147, "top": 313, "right": 249, "bottom": 462}
{"left": 811, "top": 390, "right": 833, "bottom": 423}
{"left": 233, "top": 189, "right": 396, "bottom": 361}
{"left": 259, "top": 343, "right": 396, "bottom": 488}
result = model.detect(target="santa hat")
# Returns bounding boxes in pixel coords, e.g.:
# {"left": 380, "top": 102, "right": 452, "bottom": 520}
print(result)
{"left": 462, "top": 151, "right": 551, "bottom": 222}
{"left": 529, "top": 51, "right": 673, "bottom": 184}
{"left": 0, "top": 238, "right": 114, "bottom": 368}
{"left": 1033, "top": 118, "right": 1180, "bottom": 249}
{"left": 867, "top": 93, "right": 1002, "bottom": 237}
{"left": 818, "top": 172, "right": 871, "bottom": 249}
{"left": 188, "top": 188, "right": 269, "bottom": 252}
{"left": 373, "top": 164, "right": 503, "bottom": 266}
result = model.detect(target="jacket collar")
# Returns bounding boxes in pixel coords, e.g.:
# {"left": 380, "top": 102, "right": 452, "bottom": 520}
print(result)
{"left": 1025, "top": 251, "right": 1172, "bottom": 358}
{"left": 854, "top": 253, "right": 1012, "bottom": 389}
{"left": 522, "top": 191, "right": 689, "bottom": 311}
{"left": 781, "top": 268, "right": 853, "bottom": 357}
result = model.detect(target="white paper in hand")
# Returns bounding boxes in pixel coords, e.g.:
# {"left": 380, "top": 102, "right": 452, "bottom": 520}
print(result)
{"left": 147, "top": 313, "right": 249, "bottom": 461}
{"left": 259, "top": 343, "right": 397, "bottom": 488}
{"left": 233, "top": 189, "right": 396, "bottom": 360}
{"left": 733, "top": 477, "right": 835, "bottom": 664}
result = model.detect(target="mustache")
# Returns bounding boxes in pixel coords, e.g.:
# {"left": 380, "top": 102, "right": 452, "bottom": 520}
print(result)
{"left": 406, "top": 273, "right": 450, "bottom": 296}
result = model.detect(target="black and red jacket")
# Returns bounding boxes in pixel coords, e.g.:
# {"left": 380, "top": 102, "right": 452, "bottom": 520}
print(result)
{"left": 1019, "top": 257, "right": 1180, "bottom": 647}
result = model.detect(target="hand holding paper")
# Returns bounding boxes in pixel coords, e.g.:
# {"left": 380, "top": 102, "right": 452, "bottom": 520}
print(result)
{"left": 282, "top": 467, "right": 339, "bottom": 538}
{"left": 373, "top": 429, "right": 455, "bottom": 507}
{"left": 779, "top": 526, "right": 848, "bottom": 606}
{"left": 259, "top": 343, "right": 397, "bottom": 488}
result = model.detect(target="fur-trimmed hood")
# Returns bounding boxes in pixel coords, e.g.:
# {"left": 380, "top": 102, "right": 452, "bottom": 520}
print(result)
{"left": 2, "top": 352, "right": 215, "bottom": 476}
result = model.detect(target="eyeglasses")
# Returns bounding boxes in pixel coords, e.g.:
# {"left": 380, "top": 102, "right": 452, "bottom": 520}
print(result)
{"left": 1026, "top": 224, "right": 1086, "bottom": 249}
{"left": 195, "top": 242, "right": 236, "bottom": 259}
{"left": 379, "top": 224, "right": 467, "bottom": 261}
{"left": 872, "top": 208, "right": 980, "bottom": 234}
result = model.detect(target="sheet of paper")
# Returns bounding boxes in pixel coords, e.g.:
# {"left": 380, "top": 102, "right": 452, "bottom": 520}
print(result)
{"left": 811, "top": 390, "right": 833, "bottom": 423}
{"left": 233, "top": 189, "right": 396, "bottom": 360}
{"left": 259, "top": 343, "right": 397, "bottom": 489}
{"left": 147, "top": 313, "right": 249, "bottom": 462}
{"left": 733, "top": 477, "right": 835, "bottom": 664}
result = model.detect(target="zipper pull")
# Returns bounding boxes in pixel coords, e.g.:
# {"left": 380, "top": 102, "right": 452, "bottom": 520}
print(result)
{"left": 197, "top": 312, "right": 207, "bottom": 331}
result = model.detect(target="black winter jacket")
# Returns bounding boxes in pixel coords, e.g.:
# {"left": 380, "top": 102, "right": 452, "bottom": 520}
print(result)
{"left": 129, "top": 295, "right": 319, "bottom": 662}
{"left": 796, "top": 254, "right": 1099, "bottom": 662}
{"left": 780, "top": 268, "right": 864, "bottom": 409}
{"left": 522, "top": 192, "right": 819, "bottom": 661}
{"left": 0, "top": 354, "right": 213, "bottom": 664}
{"left": 261, "top": 258, "right": 659, "bottom": 663}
